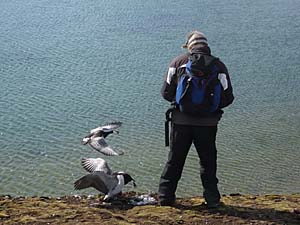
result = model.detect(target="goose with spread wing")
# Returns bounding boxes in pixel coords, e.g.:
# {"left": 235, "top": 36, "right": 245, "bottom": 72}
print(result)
{"left": 82, "top": 122, "right": 124, "bottom": 156}
{"left": 74, "top": 157, "right": 136, "bottom": 201}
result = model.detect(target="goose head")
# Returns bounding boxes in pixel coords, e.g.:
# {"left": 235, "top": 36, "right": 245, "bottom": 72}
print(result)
{"left": 116, "top": 172, "right": 137, "bottom": 187}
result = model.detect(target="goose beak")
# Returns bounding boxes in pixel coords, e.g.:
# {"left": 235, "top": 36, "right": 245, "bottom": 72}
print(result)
{"left": 132, "top": 180, "right": 137, "bottom": 188}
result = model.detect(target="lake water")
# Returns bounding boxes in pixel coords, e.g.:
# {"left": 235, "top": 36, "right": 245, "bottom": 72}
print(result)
{"left": 0, "top": 0, "right": 299, "bottom": 197}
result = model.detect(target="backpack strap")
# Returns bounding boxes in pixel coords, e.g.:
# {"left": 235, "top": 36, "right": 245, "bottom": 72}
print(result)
{"left": 178, "top": 76, "right": 192, "bottom": 101}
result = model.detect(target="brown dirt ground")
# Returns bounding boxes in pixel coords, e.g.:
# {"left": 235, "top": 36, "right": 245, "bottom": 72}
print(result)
{"left": 1, "top": 192, "right": 299, "bottom": 225}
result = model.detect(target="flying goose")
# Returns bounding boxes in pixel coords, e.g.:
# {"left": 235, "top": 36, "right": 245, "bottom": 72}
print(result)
{"left": 82, "top": 122, "right": 124, "bottom": 156}
{"left": 74, "top": 157, "right": 136, "bottom": 201}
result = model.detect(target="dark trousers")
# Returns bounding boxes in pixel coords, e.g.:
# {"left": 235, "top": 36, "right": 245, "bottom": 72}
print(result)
{"left": 158, "top": 123, "right": 220, "bottom": 204}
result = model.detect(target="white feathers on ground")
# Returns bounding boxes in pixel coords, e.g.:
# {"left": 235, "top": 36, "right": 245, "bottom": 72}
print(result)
{"left": 129, "top": 194, "right": 157, "bottom": 206}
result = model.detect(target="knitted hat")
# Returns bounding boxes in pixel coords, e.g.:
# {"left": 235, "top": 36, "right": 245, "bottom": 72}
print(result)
{"left": 182, "top": 30, "right": 208, "bottom": 49}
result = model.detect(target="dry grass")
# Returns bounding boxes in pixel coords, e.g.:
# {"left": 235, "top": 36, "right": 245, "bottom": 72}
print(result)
{"left": 1, "top": 193, "right": 299, "bottom": 224}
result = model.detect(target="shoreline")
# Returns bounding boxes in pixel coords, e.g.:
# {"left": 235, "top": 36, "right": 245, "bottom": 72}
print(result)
{"left": 1, "top": 193, "right": 300, "bottom": 224}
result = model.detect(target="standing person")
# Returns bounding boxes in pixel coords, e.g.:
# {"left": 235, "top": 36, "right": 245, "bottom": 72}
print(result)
{"left": 158, "top": 30, "right": 234, "bottom": 208}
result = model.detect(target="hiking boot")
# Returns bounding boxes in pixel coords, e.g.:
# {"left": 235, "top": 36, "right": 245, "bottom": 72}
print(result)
{"left": 207, "top": 202, "right": 220, "bottom": 209}
{"left": 158, "top": 199, "right": 175, "bottom": 206}
{"left": 202, "top": 201, "right": 222, "bottom": 209}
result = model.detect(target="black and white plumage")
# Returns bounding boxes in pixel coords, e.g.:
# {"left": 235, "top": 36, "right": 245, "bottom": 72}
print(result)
{"left": 82, "top": 122, "right": 124, "bottom": 156}
{"left": 81, "top": 157, "right": 112, "bottom": 175}
{"left": 74, "top": 157, "right": 136, "bottom": 200}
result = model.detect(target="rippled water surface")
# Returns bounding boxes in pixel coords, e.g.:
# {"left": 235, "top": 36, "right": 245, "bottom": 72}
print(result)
{"left": 1, "top": 0, "right": 299, "bottom": 197}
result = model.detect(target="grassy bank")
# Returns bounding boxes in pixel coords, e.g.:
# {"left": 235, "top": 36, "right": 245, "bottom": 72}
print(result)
{"left": 1, "top": 193, "right": 299, "bottom": 224}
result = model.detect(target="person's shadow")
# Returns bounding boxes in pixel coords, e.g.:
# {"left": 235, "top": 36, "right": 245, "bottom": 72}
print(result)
{"left": 175, "top": 203, "right": 300, "bottom": 225}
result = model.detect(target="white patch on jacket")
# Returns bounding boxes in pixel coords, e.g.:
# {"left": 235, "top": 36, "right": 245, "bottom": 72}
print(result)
{"left": 166, "top": 67, "right": 176, "bottom": 84}
{"left": 218, "top": 73, "right": 228, "bottom": 90}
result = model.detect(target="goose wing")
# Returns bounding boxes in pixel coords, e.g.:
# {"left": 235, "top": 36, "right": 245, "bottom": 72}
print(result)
{"left": 89, "top": 136, "right": 124, "bottom": 156}
{"left": 90, "top": 121, "right": 122, "bottom": 134}
{"left": 100, "top": 121, "right": 122, "bottom": 132}
{"left": 81, "top": 158, "right": 112, "bottom": 174}
{"left": 74, "top": 171, "right": 118, "bottom": 194}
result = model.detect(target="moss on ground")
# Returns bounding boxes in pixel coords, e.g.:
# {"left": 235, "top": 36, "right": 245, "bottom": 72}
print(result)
{"left": 0, "top": 193, "right": 299, "bottom": 224}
